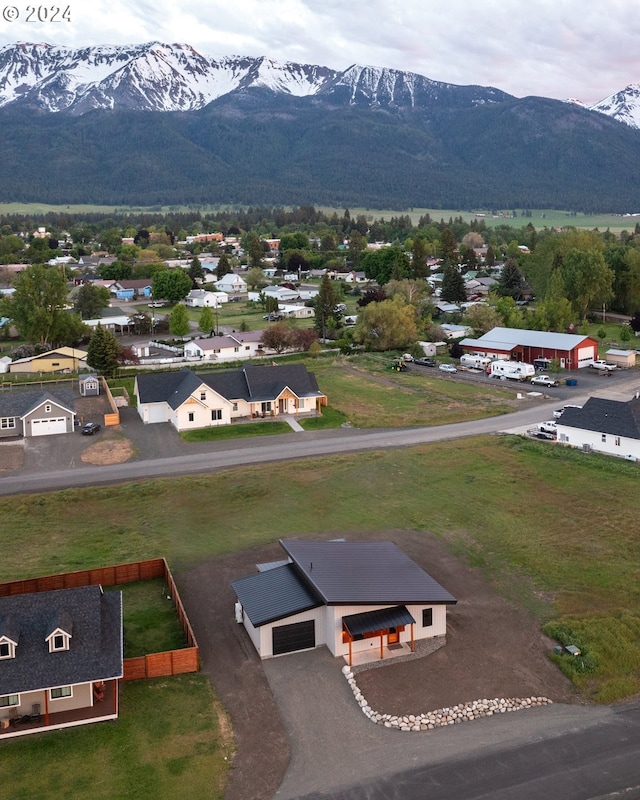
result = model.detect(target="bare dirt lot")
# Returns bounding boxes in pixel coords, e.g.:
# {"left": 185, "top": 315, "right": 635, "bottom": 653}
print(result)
{"left": 177, "top": 530, "right": 579, "bottom": 800}
{"left": 80, "top": 434, "right": 135, "bottom": 465}
{"left": 0, "top": 442, "right": 24, "bottom": 471}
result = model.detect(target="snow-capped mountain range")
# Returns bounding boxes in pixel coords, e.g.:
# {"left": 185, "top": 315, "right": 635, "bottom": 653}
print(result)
{"left": 0, "top": 40, "right": 527, "bottom": 116}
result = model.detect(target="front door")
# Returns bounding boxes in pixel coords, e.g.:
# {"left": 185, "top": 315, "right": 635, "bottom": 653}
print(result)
{"left": 387, "top": 628, "right": 399, "bottom": 645}
{"left": 279, "top": 399, "right": 287, "bottom": 413}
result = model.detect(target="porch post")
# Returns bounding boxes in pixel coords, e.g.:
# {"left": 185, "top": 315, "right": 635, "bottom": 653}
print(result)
{"left": 380, "top": 633, "right": 384, "bottom": 660}
{"left": 348, "top": 640, "right": 352, "bottom": 667}
{"left": 44, "top": 691, "right": 49, "bottom": 726}
{"left": 411, "top": 623, "right": 414, "bottom": 653}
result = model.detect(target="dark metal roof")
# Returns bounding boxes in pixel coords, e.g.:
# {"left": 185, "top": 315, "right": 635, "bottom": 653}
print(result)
{"left": 558, "top": 396, "right": 640, "bottom": 440}
{"left": 343, "top": 605, "right": 416, "bottom": 637}
{"left": 280, "top": 540, "right": 457, "bottom": 606}
{"left": 0, "top": 586, "right": 123, "bottom": 695}
{"left": 231, "top": 563, "right": 322, "bottom": 627}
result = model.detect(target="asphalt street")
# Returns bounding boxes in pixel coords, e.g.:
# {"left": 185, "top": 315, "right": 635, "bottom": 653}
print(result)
{"left": 1, "top": 370, "right": 638, "bottom": 497}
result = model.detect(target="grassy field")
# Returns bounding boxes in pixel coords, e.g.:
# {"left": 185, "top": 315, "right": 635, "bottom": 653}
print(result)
{"left": 1, "top": 202, "right": 636, "bottom": 231}
{"left": 0, "top": 674, "right": 231, "bottom": 800}
{"left": 0, "top": 436, "right": 638, "bottom": 703}
{"left": 105, "top": 580, "right": 188, "bottom": 658}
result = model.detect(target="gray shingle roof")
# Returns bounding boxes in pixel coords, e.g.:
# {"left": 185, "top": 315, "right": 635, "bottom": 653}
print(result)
{"left": 558, "top": 397, "right": 640, "bottom": 440}
{"left": 136, "top": 364, "right": 324, "bottom": 406}
{"left": 0, "top": 586, "right": 122, "bottom": 695}
{"left": 231, "top": 564, "right": 322, "bottom": 627}
{"left": 0, "top": 388, "right": 75, "bottom": 419}
{"left": 281, "top": 540, "right": 457, "bottom": 606}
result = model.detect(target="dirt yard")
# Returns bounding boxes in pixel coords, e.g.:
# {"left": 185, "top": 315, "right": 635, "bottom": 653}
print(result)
{"left": 0, "top": 442, "right": 24, "bottom": 471}
{"left": 177, "top": 530, "right": 579, "bottom": 800}
{"left": 80, "top": 432, "right": 135, "bottom": 465}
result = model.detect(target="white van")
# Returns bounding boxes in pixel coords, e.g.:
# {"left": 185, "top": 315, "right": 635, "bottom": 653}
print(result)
{"left": 488, "top": 361, "right": 536, "bottom": 381}
{"left": 460, "top": 354, "right": 491, "bottom": 370}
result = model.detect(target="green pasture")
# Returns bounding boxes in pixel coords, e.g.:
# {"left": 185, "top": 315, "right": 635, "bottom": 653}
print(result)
{"left": 1, "top": 435, "right": 638, "bottom": 703}
{"left": 1, "top": 203, "right": 634, "bottom": 231}
{"left": 0, "top": 674, "right": 230, "bottom": 800}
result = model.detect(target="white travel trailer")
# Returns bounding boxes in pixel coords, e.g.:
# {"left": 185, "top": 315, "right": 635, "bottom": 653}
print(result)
{"left": 459, "top": 354, "right": 491, "bottom": 370}
{"left": 488, "top": 360, "right": 536, "bottom": 381}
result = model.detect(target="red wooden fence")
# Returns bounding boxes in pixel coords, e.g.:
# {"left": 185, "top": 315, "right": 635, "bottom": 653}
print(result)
{"left": 0, "top": 558, "right": 199, "bottom": 680}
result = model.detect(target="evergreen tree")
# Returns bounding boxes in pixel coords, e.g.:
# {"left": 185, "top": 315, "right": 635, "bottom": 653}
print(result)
{"left": 439, "top": 228, "right": 458, "bottom": 266}
{"left": 441, "top": 264, "right": 466, "bottom": 302}
{"left": 87, "top": 323, "right": 122, "bottom": 376}
{"left": 314, "top": 274, "right": 340, "bottom": 338}
{"left": 497, "top": 258, "right": 526, "bottom": 300}
{"left": 216, "top": 252, "right": 232, "bottom": 280}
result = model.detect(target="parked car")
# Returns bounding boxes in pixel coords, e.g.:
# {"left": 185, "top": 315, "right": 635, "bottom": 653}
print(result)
{"left": 402, "top": 353, "right": 414, "bottom": 362}
{"left": 530, "top": 374, "right": 560, "bottom": 387}
{"left": 414, "top": 357, "right": 436, "bottom": 367}
{"left": 538, "top": 420, "right": 557, "bottom": 434}
{"left": 81, "top": 421, "right": 101, "bottom": 436}
{"left": 438, "top": 363, "right": 457, "bottom": 373}
{"left": 262, "top": 313, "right": 283, "bottom": 321}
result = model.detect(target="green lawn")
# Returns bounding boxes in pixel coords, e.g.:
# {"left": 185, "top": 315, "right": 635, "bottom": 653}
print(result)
{"left": 0, "top": 674, "right": 231, "bottom": 800}
{"left": 1, "top": 436, "right": 639, "bottom": 702}
{"left": 181, "top": 420, "right": 292, "bottom": 442}
{"left": 105, "top": 580, "right": 188, "bottom": 658}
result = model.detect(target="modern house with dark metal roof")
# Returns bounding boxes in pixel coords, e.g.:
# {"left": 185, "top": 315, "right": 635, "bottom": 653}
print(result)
{"left": 460, "top": 327, "right": 599, "bottom": 370}
{"left": 134, "top": 364, "right": 327, "bottom": 430}
{"left": 556, "top": 395, "right": 640, "bottom": 460}
{"left": 231, "top": 540, "right": 456, "bottom": 665}
{"left": 0, "top": 585, "right": 123, "bottom": 738}
{"left": 0, "top": 387, "right": 76, "bottom": 438}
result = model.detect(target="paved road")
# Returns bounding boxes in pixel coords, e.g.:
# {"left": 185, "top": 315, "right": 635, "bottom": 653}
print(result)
{"left": 1, "top": 371, "right": 638, "bottom": 497}
{"left": 265, "top": 649, "right": 640, "bottom": 800}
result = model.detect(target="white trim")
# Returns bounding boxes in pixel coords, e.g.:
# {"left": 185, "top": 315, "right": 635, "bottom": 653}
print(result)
{"left": 0, "top": 638, "right": 16, "bottom": 659}
{"left": 49, "top": 685, "right": 73, "bottom": 700}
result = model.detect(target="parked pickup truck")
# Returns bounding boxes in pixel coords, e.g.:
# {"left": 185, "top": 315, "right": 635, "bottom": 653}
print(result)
{"left": 530, "top": 374, "right": 559, "bottom": 388}
{"left": 590, "top": 360, "right": 616, "bottom": 372}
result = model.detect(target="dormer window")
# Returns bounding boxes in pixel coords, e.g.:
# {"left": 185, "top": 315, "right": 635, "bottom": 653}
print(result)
{"left": 48, "top": 630, "right": 71, "bottom": 652}
{"left": 0, "top": 639, "right": 16, "bottom": 659}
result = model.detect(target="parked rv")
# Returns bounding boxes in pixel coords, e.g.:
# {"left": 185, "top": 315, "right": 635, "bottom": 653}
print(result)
{"left": 488, "top": 361, "right": 536, "bottom": 381}
{"left": 459, "top": 354, "right": 491, "bottom": 370}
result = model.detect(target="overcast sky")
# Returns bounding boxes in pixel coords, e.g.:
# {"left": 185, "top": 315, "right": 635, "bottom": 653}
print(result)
{"left": 2, "top": 0, "right": 639, "bottom": 103}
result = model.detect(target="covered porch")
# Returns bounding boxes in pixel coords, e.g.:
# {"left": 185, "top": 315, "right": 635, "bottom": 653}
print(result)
{"left": 0, "top": 679, "right": 118, "bottom": 739}
{"left": 341, "top": 606, "right": 416, "bottom": 668}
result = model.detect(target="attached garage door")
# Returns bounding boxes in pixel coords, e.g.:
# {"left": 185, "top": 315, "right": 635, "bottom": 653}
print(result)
{"left": 272, "top": 620, "right": 315, "bottom": 656}
{"left": 31, "top": 417, "right": 68, "bottom": 436}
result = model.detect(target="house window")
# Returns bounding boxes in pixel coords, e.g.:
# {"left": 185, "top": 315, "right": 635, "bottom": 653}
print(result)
{"left": 0, "top": 695, "right": 19, "bottom": 708}
{"left": 0, "top": 418, "right": 15, "bottom": 429}
{"left": 211, "top": 409, "right": 222, "bottom": 421}
{"left": 261, "top": 402, "right": 272, "bottom": 413}
{"left": 0, "top": 641, "right": 15, "bottom": 659}
{"left": 188, "top": 412, "right": 194, "bottom": 422}
{"left": 422, "top": 608, "right": 433, "bottom": 627}
{"left": 245, "top": 346, "right": 250, "bottom": 350}
{"left": 601, "top": 434, "right": 607, "bottom": 443}
{"left": 299, "top": 399, "right": 304, "bottom": 409}
{"left": 45, "top": 404, "right": 52, "bottom": 413}
{"left": 234, "top": 347, "right": 240, "bottom": 352}
{"left": 50, "top": 633, "right": 69, "bottom": 652}
{"left": 52, "top": 362, "right": 60, "bottom": 367}
{"left": 615, "top": 437, "right": 621, "bottom": 447}
{"left": 200, "top": 391, "right": 206, "bottom": 401}
{"left": 50, "top": 686, "right": 72, "bottom": 700}
{"left": 232, "top": 403, "right": 238, "bottom": 412}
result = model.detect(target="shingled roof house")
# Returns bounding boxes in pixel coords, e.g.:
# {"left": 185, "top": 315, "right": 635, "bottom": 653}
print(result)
{"left": 0, "top": 585, "right": 123, "bottom": 738}
{"left": 134, "top": 364, "right": 327, "bottom": 430}
{"left": 0, "top": 388, "right": 76, "bottom": 439}
{"left": 231, "top": 540, "right": 456, "bottom": 665}
{"left": 556, "top": 395, "right": 640, "bottom": 460}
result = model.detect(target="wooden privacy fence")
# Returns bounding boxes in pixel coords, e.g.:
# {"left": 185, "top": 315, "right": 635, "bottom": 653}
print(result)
{"left": 0, "top": 558, "right": 199, "bottom": 680}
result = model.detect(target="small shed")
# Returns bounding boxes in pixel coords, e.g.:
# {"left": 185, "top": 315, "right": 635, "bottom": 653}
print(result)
{"left": 605, "top": 349, "right": 636, "bottom": 369}
{"left": 79, "top": 374, "right": 100, "bottom": 397}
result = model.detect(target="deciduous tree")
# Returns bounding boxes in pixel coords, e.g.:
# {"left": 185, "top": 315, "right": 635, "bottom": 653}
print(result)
{"left": 152, "top": 268, "right": 192, "bottom": 304}
{"left": 169, "top": 303, "right": 191, "bottom": 338}
{"left": 74, "top": 283, "right": 110, "bottom": 319}
{"left": 353, "top": 296, "right": 418, "bottom": 351}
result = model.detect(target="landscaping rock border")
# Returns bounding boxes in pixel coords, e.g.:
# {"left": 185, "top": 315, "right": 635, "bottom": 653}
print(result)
{"left": 342, "top": 664, "right": 552, "bottom": 730}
